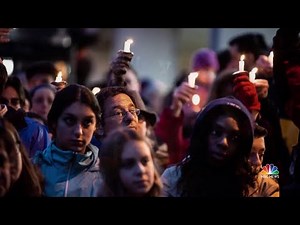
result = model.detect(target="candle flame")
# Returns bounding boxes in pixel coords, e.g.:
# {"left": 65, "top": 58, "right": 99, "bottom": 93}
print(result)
{"left": 192, "top": 94, "right": 200, "bottom": 105}
{"left": 126, "top": 39, "right": 133, "bottom": 44}
{"left": 55, "top": 71, "right": 63, "bottom": 82}
{"left": 124, "top": 39, "right": 134, "bottom": 52}
{"left": 268, "top": 51, "right": 274, "bottom": 67}
{"left": 249, "top": 67, "right": 257, "bottom": 83}
{"left": 92, "top": 87, "right": 101, "bottom": 95}
{"left": 269, "top": 51, "right": 274, "bottom": 58}
{"left": 250, "top": 67, "right": 258, "bottom": 73}
{"left": 240, "top": 54, "right": 245, "bottom": 61}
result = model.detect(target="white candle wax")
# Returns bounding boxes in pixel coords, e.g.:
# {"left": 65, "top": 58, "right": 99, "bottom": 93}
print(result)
{"left": 249, "top": 67, "right": 257, "bottom": 83}
{"left": 188, "top": 72, "right": 198, "bottom": 88}
{"left": 239, "top": 54, "right": 245, "bottom": 71}
{"left": 268, "top": 51, "right": 274, "bottom": 68}
{"left": 123, "top": 39, "right": 133, "bottom": 53}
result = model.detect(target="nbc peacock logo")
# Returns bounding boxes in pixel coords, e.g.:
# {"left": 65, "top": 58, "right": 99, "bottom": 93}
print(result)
{"left": 261, "top": 164, "right": 279, "bottom": 179}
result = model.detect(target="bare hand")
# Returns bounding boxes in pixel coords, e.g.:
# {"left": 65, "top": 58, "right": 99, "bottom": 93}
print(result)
{"left": 110, "top": 50, "right": 134, "bottom": 76}
{"left": 253, "top": 78, "right": 269, "bottom": 99}
{"left": 171, "top": 82, "right": 197, "bottom": 117}
{"left": 154, "top": 143, "right": 170, "bottom": 167}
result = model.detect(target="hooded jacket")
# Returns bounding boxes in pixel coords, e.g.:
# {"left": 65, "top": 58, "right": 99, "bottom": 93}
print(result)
{"left": 189, "top": 95, "right": 254, "bottom": 157}
{"left": 34, "top": 141, "right": 103, "bottom": 197}
{"left": 161, "top": 96, "right": 255, "bottom": 197}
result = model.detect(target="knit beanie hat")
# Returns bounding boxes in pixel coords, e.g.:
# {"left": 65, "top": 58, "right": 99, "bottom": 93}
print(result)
{"left": 191, "top": 48, "right": 220, "bottom": 72}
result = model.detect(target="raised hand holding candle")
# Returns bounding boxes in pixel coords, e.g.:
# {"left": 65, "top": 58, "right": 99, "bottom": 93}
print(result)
{"left": 239, "top": 54, "right": 245, "bottom": 71}
{"left": 123, "top": 39, "right": 133, "bottom": 53}
{"left": 249, "top": 67, "right": 258, "bottom": 83}
{"left": 268, "top": 51, "right": 274, "bottom": 67}
{"left": 188, "top": 72, "right": 198, "bottom": 88}
{"left": 52, "top": 71, "right": 67, "bottom": 91}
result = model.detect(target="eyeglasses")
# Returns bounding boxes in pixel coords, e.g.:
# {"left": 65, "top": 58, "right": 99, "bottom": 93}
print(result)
{"left": 0, "top": 97, "right": 20, "bottom": 107}
{"left": 104, "top": 108, "right": 140, "bottom": 120}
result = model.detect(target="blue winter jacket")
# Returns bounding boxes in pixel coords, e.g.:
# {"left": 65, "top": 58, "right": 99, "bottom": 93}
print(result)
{"left": 19, "top": 117, "right": 51, "bottom": 158}
{"left": 34, "top": 141, "right": 103, "bottom": 197}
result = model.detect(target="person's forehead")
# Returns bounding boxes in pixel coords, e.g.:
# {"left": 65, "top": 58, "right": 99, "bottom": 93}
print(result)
{"left": 106, "top": 93, "right": 135, "bottom": 105}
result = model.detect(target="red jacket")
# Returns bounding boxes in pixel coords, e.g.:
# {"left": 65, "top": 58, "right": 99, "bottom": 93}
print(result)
{"left": 154, "top": 107, "right": 189, "bottom": 165}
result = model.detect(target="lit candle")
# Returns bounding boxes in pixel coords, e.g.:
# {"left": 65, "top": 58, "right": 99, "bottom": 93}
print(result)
{"left": 123, "top": 39, "right": 133, "bottom": 53}
{"left": 268, "top": 51, "right": 274, "bottom": 68}
{"left": 92, "top": 87, "right": 101, "bottom": 95}
{"left": 192, "top": 94, "right": 200, "bottom": 105}
{"left": 55, "top": 71, "right": 63, "bottom": 82}
{"left": 52, "top": 71, "right": 67, "bottom": 91}
{"left": 188, "top": 72, "right": 198, "bottom": 88}
{"left": 239, "top": 54, "right": 245, "bottom": 71}
{"left": 249, "top": 67, "right": 258, "bottom": 83}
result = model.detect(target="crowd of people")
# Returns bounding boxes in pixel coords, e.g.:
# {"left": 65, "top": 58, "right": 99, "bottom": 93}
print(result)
{"left": 1, "top": 28, "right": 300, "bottom": 197}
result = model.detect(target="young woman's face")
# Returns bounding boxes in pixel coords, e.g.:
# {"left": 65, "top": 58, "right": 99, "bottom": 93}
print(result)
{"left": 31, "top": 87, "right": 55, "bottom": 120}
{"left": 208, "top": 115, "right": 241, "bottom": 167}
{"left": 0, "top": 140, "right": 11, "bottom": 197}
{"left": 54, "top": 102, "right": 97, "bottom": 154}
{"left": 1, "top": 86, "right": 21, "bottom": 111}
{"left": 119, "top": 140, "right": 155, "bottom": 196}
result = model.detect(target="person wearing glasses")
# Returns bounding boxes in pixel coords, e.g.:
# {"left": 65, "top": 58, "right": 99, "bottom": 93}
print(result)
{"left": 33, "top": 84, "right": 103, "bottom": 197}
{"left": 95, "top": 86, "right": 141, "bottom": 140}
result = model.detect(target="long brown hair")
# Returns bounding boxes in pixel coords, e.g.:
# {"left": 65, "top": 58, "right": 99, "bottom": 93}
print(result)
{"left": 0, "top": 118, "right": 43, "bottom": 196}
{"left": 99, "top": 127, "right": 162, "bottom": 197}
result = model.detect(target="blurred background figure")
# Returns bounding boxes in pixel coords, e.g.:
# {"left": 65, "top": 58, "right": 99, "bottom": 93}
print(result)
{"left": 272, "top": 28, "right": 300, "bottom": 196}
{"left": 29, "top": 84, "right": 56, "bottom": 124}
{"left": 1, "top": 76, "right": 26, "bottom": 111}
{"left": 155, "top": 48, "right": 219, "bottom": 166}
{"left": 140, "top": 78, "right": 167, "bottom": 115}
{"left": 227, "top": 33, "right": 269, "bottom": 72}
{"left": 0, "top": 63, "right": 8, "bottom": 117}
{"left": 248, "top": 124, "right": 280, "bottom": 197}
{"left": 25, "top": 61, "right": 58, "bottom": 91}
{"left": 0, "top": 118, "right": 44, "bottom": 197}
{"left": 0, "top": 28, "right": 13, "bottom": 43}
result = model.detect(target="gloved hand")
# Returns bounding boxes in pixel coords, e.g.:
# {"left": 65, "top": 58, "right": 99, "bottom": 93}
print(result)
{"left": 110, "top": 50, "right": 134, "bottom": 77}
{"left": 232, "top": 71, "right": 261, "bottom": 112}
